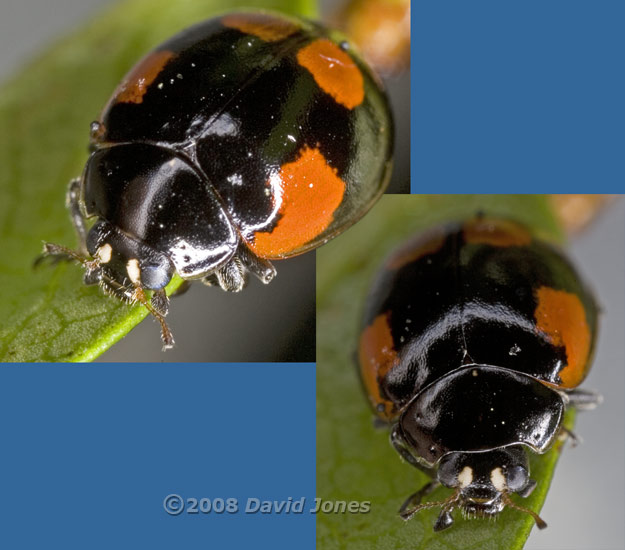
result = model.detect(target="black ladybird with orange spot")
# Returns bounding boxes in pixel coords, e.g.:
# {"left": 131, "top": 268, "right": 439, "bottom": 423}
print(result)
{"left": 358, "top": 218, "right": 600, "bottom": 531}
{"left": 43, "top": 10, "right": 393, "bottom": 348}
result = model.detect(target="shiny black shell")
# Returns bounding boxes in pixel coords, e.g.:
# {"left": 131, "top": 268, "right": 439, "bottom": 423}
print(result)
{"left": 82, "top": 11, "right": 393, "bottom": 280}
{"left": 358, "top": 218, "right": 598, "bottom": 465}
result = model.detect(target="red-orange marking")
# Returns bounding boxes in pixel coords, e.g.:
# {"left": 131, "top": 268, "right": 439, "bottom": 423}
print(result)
{"left": 463, "top": 218, "right": 532, "bottom": 247}
{"left": 221, "top": 13, "right": 299, "bottom": 42}
{"left": 297, "top": 39, "right": 364, "bottom": 109}
{"left": 358, "top": 313, "right": 399, "bottom": 420}
{"left": 115, "top": 50, "right": 174, "bottom": 104}
{"left": 250, "top": 146, "right": 345, "bottom": 258}
{"left": 534, "top": 286, "right": 592, "bottom": 388}
{"left": 386, "top": 229, "right": 446, "bottom": 271}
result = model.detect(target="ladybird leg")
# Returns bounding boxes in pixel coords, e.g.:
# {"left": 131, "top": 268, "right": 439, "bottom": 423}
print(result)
{"left": 201, "top": 273, "right": 220, "bottom": 287}
{"left": 433, "top": 508, "right": 454, "bottom": 531}
{"left": 203, "top": 257, "right": 248, "bottom": 292}
{"left": 398, "top": 480, "right": 441, "bottom": 519}
{"left": 390, "top": 424, "right": 432, "bottom": 473}
{"left": 151, "top": 288, "right": 170, "bottom": 317}
{"left": 558, "top": 425, "right": 582, "bottom": 447}
{"left": 218, "top": 256, "right": 247, "bottom": 292}
{"left": 66, "top": 177, "right": 89, "bottom": 256}
{"left": 36, "top": 178, "right": 89, "bottom": 268}
{"left": 237, "top": 245, "right": 277, "bottom": 285}
{"left": 566, "top": 388, "right": 603, "bottom": 411}
{"left": 128, "top": 284, "right": 174, "bottom": 350}
{"left": 83, "top": 263, "right": 104, "bottom": 286}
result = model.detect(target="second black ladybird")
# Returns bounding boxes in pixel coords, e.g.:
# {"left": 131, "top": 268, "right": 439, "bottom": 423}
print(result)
{"left": 43, "top": 11, "right": 394, "bottom": 348}
{"left": 358, "top": 218, "right": 600, "bottom": 531}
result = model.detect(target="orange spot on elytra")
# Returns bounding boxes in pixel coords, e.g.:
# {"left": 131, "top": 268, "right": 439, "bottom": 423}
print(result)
{"left": 115, "top": 50, "right": 174, "bottom": 104}
{"left": 297, "top": 39, "right": 364, "bottom": 109}
{"left": 221, "top": 13, "right": 299, "bottom": 42}
{"left": 534, "top": 286, "right": 591, "bottom": 388}
{"left": 250, "top": 146, "right": 345, "bottom": 258}
{"left": 359, "top": 313, "right": 399, "bottom": 420}
{"left": 463, "top": 218, "right": 532, "bottom": 247}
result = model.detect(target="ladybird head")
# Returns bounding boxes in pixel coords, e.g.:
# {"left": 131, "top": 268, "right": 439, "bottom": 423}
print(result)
{"left": 403, "top": 446, "right": 546, "bottom": 531}
{"left": 81, "top": 220, "right": 176, "bottom": 349}
{"left": 86, "top": 220, "right": 174, "bottom": 295}
{"left": 41, "top": 219, "right": 176, "bottom": 349}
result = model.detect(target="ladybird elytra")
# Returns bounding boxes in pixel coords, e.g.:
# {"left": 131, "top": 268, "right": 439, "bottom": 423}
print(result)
{"left": 357, "top": 311, "right": 398, "bottom": 419}
{"left": 112, "top": 50, "right": 176, "bottom": 105}
{"left": 43, "top": 10, "right": 394, "bottom": 349}
{"left": 358, "top": 217, "right": 600, "bottom": 531}
{"left": 533, "top": 286, "right": 593, "bottom": 388}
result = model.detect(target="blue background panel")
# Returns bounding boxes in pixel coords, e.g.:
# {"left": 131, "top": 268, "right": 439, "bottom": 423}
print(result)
{"left": 413, "top": 1, "right": 624, "bottom": 192}
{"left": 0, "top": 364, "right": 315, "bottom": 549}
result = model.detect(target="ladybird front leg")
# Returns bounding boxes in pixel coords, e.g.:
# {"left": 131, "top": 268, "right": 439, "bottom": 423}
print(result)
{"left": 202, "top": 256, "right": 248, "bottom": 292}
{"left": 558, "top": 425, "right": 582, "bottom": 447}
{"left": 433, "top": 508, "right": 455, "bottom": 531}
{"left": 66, "top": 177, "right": 89, "bottom": 256}
{"left": 566, "top": 388, "right": 603, "bottom": 410}
{"left": 151, "top": 288, "right": 169, "bottom": 317}
{"left": 201, "top": 272, "right": 220, "bottom": 288}
{"left": 398, "top": 480, "right": 441, "bottom": 520}
{"left": 237, "top": 244, "right": 276, "bottom": 285}
{"left": 390, "top": 424, "right": 432, "bottom": 473}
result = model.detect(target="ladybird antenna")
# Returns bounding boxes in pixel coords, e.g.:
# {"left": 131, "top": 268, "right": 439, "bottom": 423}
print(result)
{"left": 400, "top": 490, "right": 460, "bottom": 521}
{"left": 128, "top": 285, "right": 175, "bottom": 351}
{"left": 37, "top": 242, "right": 89, "bottom": 267}
{"left": 93, "top": 270, "right": 175, "bottom": 350}
{"left": 502, "top": 493, "right": 547, "bottom": 529}
{"left": 144, "top": 299, "right": 175, "bottom": 351}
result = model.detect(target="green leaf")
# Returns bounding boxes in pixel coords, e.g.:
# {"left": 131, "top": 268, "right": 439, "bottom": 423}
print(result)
{"left": 316, "top": 195, "right": 570, "bottom": 550}
{"left": 0, "top": 0, "right": 316, "bottom": 362}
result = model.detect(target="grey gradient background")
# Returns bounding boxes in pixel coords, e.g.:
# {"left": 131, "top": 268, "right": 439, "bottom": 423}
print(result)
{"left": 524, "top": 200, "right": 624, "bottom": 550}
{"left": 1, "top": 1, "right": 622, "bottom": 548}
{"left": 0, "top": 0, "right": 408, "bottom": 362}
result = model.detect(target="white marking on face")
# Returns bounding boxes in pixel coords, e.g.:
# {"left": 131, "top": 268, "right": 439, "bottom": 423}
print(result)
{"left": 126, "top": 259, "right": 141, "bottom": 285}
{"left": 490, "top": 467, "right": 507, "bottom": 492}
{"left": 457, "top": 466, "right": 473, "bottom": 488}
{"left": 96, "top": 243, "right": 112, "bottom": 264}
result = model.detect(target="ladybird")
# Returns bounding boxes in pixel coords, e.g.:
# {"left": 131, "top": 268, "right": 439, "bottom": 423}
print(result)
{"left": 358, "top": 217, "right": 600, "bottom": 531}
{"left": 43, "top": 10, "right": 393, "bottom": 349}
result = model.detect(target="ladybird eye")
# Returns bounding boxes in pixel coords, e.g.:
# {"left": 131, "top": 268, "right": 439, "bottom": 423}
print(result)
{"left": 140, "top": 262, "right": 172, "bottom": 290}
{"left": 437, "top": 454, "right": 463, "bottom": 488}
{"left": 506, "top": 465, "right": 528, "bottom": 492}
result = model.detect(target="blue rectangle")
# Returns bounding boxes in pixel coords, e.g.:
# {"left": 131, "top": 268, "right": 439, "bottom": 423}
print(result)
{"left": 412, "top": 1, "right": 625, "bottom": 193}
{"left": 0, "top": 364, "right": 315, "bottom": 549}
